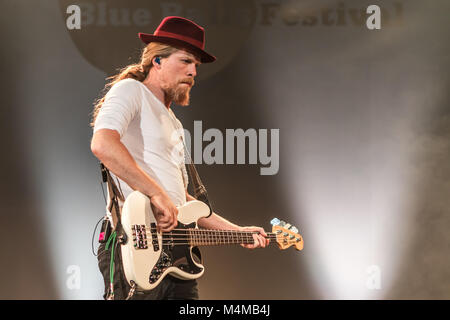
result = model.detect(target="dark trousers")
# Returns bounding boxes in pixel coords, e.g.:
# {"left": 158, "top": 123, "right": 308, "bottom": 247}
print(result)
{"left": 97, "top": 242, "right": 199, "bottom": 300}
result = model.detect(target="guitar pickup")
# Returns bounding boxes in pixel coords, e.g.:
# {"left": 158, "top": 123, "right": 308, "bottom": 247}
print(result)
{"left": 150, "top": 223, "right": 159, "bottom": 251}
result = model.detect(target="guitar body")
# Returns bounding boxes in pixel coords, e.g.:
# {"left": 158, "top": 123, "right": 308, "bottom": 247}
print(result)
{"left": 120, "top": 191, "right": 211, "bottom": 291}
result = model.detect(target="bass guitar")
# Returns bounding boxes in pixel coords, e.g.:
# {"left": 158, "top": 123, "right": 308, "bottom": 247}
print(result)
{"left": 120, "top": 191, "right": 303, "bottom": 291}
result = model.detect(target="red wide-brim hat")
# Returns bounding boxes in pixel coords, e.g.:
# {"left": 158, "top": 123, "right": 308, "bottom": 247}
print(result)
{"left": 138, "top": 16, "right": 216, "bottom": 63}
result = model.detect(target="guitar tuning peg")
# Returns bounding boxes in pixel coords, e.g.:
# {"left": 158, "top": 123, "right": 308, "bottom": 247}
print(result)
{"left": 290, "top": 226, "right": 299, "bottom": 234}
{"left": 270, "top": 218, "right": 281, "bottom": 226}
{"left": 279, "top": 220, "right": 286, "bottom": 227}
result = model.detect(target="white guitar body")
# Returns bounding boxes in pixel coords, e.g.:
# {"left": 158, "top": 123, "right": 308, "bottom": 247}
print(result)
{"left": 120, "top": 191, "right": 211, "bottom": 291}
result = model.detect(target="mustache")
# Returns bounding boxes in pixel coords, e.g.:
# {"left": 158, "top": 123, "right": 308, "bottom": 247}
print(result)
{"left": 179, "top": 78, "right": 195, "bottom": 86}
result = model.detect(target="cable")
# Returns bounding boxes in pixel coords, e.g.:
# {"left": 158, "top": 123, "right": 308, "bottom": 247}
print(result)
{"left": 106, "top": 231, "right": 117, "bottom": 300}
{"left": 91, "top": 216, "right": 104, "bottom": 257}
{"left": 92, "top": 179, "right": 108, "bottom": 257}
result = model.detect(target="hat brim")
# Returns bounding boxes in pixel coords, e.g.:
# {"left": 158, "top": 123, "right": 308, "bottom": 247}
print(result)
{"left": 138, "top": 33, "right": 216, "bottom": 63}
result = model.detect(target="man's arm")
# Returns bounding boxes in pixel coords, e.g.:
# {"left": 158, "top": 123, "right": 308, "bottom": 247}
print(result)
{"left": 91, "top": 128, "right": 179, "bottom": 232}
{"left": 186, "top": 192, "right": 269, "bottom": 249}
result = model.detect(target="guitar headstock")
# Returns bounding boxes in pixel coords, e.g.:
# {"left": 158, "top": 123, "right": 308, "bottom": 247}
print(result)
{"left": 270, "top": 218, "right": 303, "bottom": 251}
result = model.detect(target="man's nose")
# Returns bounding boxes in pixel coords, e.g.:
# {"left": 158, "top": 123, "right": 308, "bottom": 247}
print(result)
{"left": 187, "top": 64, "right": 197, "bottom": 78}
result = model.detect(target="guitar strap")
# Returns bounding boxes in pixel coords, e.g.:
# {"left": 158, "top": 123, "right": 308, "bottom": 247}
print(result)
{"left": 100, "top": 163, "right": 124, "bottom": 232}
{"left": 181, "top": 137, "right": 213, "bottom": 217}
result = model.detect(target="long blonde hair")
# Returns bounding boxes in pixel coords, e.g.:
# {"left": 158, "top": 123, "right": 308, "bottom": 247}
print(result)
{"left": 90, "top": 42, "right": 178, "bottom": 127}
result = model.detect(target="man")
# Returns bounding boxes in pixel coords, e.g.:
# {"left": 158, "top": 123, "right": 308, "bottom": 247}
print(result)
{"left": 91, "top": 16, "right": 269, "bottom": 300}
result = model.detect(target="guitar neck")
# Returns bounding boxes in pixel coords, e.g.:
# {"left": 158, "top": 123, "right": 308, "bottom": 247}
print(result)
{"left": 175, "top": 229, "right": 277, "bottom": 246}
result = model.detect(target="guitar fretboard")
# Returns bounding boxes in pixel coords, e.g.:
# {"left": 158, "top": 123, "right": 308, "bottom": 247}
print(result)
{"left": 162, "top": 229, "right": 277, "bottom": 246}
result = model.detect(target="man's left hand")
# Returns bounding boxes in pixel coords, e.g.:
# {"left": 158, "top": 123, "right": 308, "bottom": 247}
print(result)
{"left": 240, "top": 226, "right": 270, "bottom": 249}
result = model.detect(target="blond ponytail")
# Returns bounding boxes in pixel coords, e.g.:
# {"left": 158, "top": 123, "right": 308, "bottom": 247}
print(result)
{"left": 90, "top": 42, "right": 178, "bottom": 127}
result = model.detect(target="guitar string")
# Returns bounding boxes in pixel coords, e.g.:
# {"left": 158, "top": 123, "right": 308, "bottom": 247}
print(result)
{"left": 142, "top": 228, "right": 269, "bottom": 232}
{"left": 145, "top": 228, "right": 273, "bottom": 233}
{"left": 156, "top": 238, "right": 299, "bottom": 243}
{"left": 142, "top": 238, "right": 300, "bottom": 244}
{"left": 160, "top": 241, "right": 299, "bottom": 245}
{"left": 143, "top": 231, "right": 278, "bottom": 237}
{"left": 138, "top": 231, "right": 296, "bottom": 239}
{"left": 139, "top": 233, "right": 297, "bottom": 241}
{"left": 132, "top": 228, "right": 300, "bottom": 244}
{"left": 141, "top": 232, "right": 299, "bottom": 240}
{"left": 135, "top": 229, "right": 300, "bottom": 242}
{"left": 141, "top": 229, "right": 296, "bottom": 237}
{"left": 143, "top": 228, "right": 274, "bottom": 232}
{"left": 135, "top": 236, "right": 300, "bottom": 244}
{"left": 146, "top": 240, "right": 300, "bottom": 246}
{"left": 132, "top": 232, "right": 299, "bottom": 241}
{"left": 156, "top": 236, "right": 298, "bottom": 242}
{"left": 138, "top": 237, "right": 297, "bottom": 244}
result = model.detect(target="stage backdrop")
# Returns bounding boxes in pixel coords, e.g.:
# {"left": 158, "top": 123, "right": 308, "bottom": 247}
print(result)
{"left": 0, "top": 0, "right": 449, "bottom": 299}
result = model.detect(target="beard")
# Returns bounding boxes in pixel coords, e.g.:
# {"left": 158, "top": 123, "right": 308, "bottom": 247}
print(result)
{"left": 163, "top": 78, "right": 194, "bottom": 106}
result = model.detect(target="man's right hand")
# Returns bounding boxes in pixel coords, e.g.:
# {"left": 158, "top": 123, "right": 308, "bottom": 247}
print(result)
{"left": 91, "top": 129, "right": 179, "bottom": 232}
{"left": 150, "top": 192, "right": 179, "bottom": 232}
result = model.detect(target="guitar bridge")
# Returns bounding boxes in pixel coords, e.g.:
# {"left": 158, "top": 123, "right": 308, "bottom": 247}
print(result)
{"left": 132, "top": 225, "right": 148, "bottom": 249}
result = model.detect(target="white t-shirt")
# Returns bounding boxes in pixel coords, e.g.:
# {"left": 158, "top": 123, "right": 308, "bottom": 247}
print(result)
{"left": 93, "top": 78, "right": 189, "bottom": 219}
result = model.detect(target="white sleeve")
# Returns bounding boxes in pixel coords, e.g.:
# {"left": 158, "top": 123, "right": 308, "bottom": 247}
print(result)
{"left": 93, "top": 79, "right": 142, "bottom": 137}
